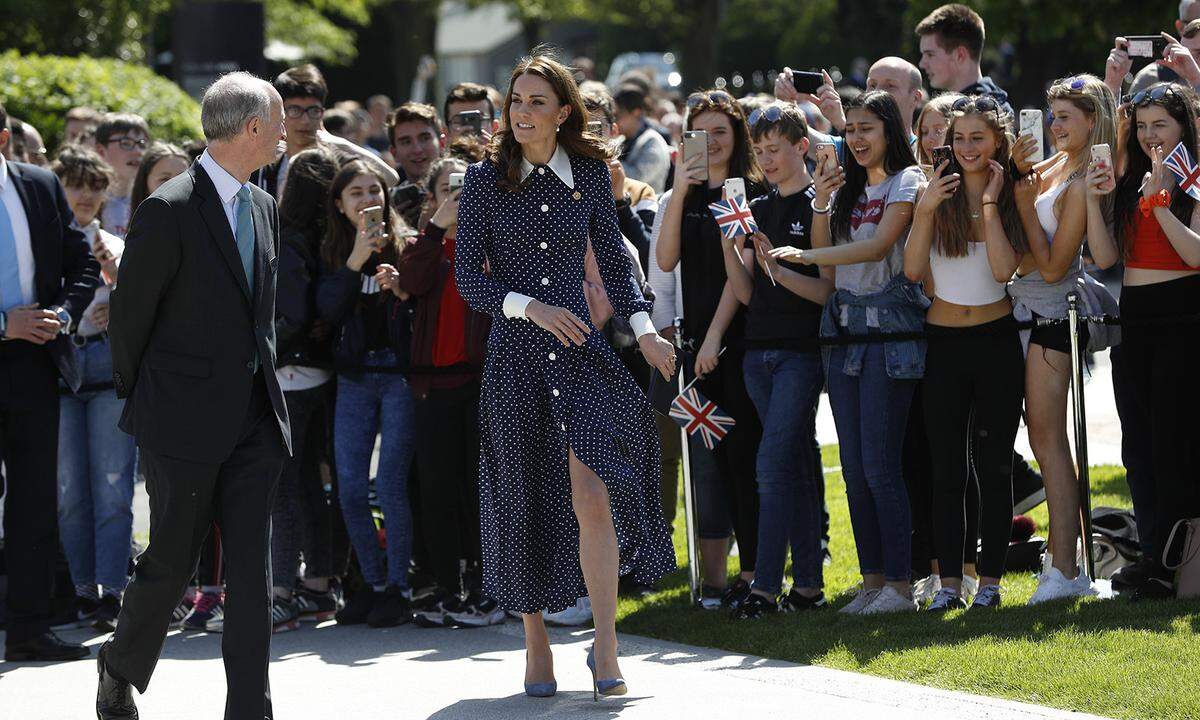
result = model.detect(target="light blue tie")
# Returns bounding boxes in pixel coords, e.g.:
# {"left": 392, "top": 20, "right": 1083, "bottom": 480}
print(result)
{"left": 234, "top": 185, "right": 255, "bottom": 296}
{"left": 0, "top": 198, "right": 24, "bottom": 312}
{"left": 235, "top": 186, "right": 259, "bottom": 373}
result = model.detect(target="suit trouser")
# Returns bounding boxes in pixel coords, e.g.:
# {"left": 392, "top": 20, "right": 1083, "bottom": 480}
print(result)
{"left": 0, "top": 343, "right": 61, "bottom": 646}
{"left": 106, "top": 376, "right": 285, "bottom": 720}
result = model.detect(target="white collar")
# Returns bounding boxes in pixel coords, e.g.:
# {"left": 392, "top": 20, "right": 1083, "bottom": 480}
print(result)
{"left": 198, "top": 149, "right": 248, "bottom": 204}
{"left": 519, "top": 144, "right": 573, "bottom": 189}
{"left": 0, "top": 154, "right": 10, "bottom": 189}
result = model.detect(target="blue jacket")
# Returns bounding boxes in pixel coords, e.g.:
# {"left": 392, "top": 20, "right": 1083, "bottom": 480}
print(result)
{"left": 820, "top": 275, "right": 930, "bottom": 379}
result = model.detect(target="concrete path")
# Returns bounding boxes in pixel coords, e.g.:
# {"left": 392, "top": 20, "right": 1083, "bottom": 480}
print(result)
{"left": 0, "top": 620, "right": 1112, "bottom": 719}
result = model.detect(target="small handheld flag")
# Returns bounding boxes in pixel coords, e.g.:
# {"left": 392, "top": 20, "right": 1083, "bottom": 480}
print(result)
{"left": 1164, "top": 141, "right": 1200, "bottom": 201}
{"left": 669, "top": 386, "right": 736, "bottom": 450}
{"left": 708, "top": 195, "right": 758, "bottom": 241}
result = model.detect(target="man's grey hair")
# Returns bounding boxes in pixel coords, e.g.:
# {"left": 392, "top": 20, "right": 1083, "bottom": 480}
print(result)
{"left": 201, "top": 72, "right": 273, "bottom": 143}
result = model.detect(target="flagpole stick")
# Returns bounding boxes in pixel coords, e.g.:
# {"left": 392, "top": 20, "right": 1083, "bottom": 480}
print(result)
{"left": 674, "top": 317, "right": 703, "bottom": 607}
{"left": 1067, "top": 292, "right": 1096, "bottom": 579}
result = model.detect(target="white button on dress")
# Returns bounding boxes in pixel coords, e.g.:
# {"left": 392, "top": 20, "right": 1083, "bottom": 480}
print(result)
{"left": 540, "top": 204, "right": 549, "bottom": 212}
{"left": 541, "top": 277, "right": 550, "bottom": 286}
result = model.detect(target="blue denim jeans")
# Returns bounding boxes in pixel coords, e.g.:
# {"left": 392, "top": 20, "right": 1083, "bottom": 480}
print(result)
{"left": 335, "top": 349, "right": 415, "bottom": 589}
{"left": 826, "top": 342, "right": 915, "bottom": 582}
{"left": 57, "top": 339, "right": 137, "bottom": 592}
{"left": 743, "top": 349, "right": 825, "bottom": 595}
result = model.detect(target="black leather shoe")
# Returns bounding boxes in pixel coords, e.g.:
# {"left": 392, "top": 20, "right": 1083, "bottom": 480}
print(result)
{"left": 96, "top": 642, "right": 138, "bottom": 719}
{"left": 4, "top": 630, "right": 90, "bottom": 662}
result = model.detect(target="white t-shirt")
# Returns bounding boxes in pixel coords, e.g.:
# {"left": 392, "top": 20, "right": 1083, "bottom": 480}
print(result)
{"left": 834, "top": 165, "right": 922, "bottom": 295}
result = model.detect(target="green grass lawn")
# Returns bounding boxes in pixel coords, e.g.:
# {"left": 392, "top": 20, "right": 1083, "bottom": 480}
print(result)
{"left": 615, "top": 446, "right": 1200, "bottom": 720}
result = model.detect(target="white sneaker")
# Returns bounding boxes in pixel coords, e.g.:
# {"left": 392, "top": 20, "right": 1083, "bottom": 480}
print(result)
{"left": 1028, "top": 566, "right": 1099, "bottom": 605}
{"left": 912, "top": 574, "right": 941, "bottom": 605}
{"left": 961, "top": 574, "right": 979, "bottom": 604}
{"left": 860, "top": 586, "right": 919, "bottom": 615}
{"left": 542, "top": 596, "right": 592, "bottom": 626}
{"left": 837, "top": 587, "right": 880, "bottom": 615}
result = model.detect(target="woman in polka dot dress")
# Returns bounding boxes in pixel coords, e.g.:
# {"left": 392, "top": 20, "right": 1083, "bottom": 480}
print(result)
{"left": 455, "top": 53, "right": 677, "bottom": 699}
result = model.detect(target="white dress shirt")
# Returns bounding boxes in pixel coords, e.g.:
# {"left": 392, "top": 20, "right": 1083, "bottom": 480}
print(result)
{"left": 198, "top": 150, "right": 251, "bottom": 236}
{"left": 0, "top": 155, "right": 36, "bottom": 306}
{"left": 502, "top": 145, "right": 655, "bottom": 339}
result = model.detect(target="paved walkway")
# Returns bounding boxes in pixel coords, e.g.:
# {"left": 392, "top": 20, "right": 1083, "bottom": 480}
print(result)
{"left": 0, "top": 620, "right": 1112, "bottom": 719}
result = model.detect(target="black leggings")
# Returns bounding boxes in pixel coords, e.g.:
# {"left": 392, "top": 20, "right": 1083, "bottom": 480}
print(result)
{"left": 1117, "top": 275, "right": 1200, "bottom": 575}
{"left": 923, "top": 316, "right": 1025, "bottom": 580}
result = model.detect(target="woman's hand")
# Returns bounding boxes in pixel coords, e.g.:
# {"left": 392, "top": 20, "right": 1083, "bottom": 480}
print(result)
{"left": 812, "top": 158, "right": 845, "bottom": 207}
{"left": 526, "top": 299, "right": 592, "bottom": 348}
{"left": 639, "top": 332, "right": 677, "bottom": 381}
{"left": 768, "top": 245, "right": 815, "bottom": 265}
{"left": 1086, "top": 156, "right": 1116, "bottom": 198}
{"left": 751, "top": 231, "right": 780, "bottom": 276}
{"left": 1105, "top": 38, "right": 1134, "bottom": 93}
{"left": 375, "top": 263, "right": 408, "bottom": 299}
{"left": 916, "top": 161, "right": 959, "bottom": 215}
{"left": 1143, "top": 144, "right": 1174, "bottom": 199}
{"left": 90, "top": 302, "right": 110, "bottom": 333}
{"left": 694, "top": 333, "right": 721, "bottom": 377}
{"left": 672, "top": 146, "right": 706, "bottom": 199}
{"left": 1159, "top": 32, "right": 1200, "bottom": 87}
{"left": 608, "top": 158, "right": 627, "bottom": 200}
{"left": 346, "top": 212, "right": 387, "bottom": 272}
{"left": 982, "top": 159, "right": 1006, "bottom": 205}
{"left": 1011, "top": 134, "right": 1041, "bottom": 176}
{"left": 807, "top": 70, "right": 846, "bottom": 131}
{"left": 774, "top": 67, "right": 801, "bottom": 103}
{"left": 1014, "top": 170, "right": 1042, "bottom": 211}
{"left": 429, "top": 189, "right": 461, "bottom": 231}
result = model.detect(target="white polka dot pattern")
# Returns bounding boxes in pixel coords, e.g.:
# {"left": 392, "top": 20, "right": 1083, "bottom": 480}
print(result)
{"left": 454, "top": 154, "right": 676, "bottom": 613}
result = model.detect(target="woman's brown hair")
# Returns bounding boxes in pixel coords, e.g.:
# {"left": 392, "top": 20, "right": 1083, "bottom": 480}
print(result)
{"left": 932, "top": 100, "right": 1025, "bottom": 256}
{"left": 486, "top": 48, "right": 613, "bottom": 192}
{"left": 322, "top": 159, "right": 408, "bottom": 271}
{"left": 129, "top": 142, "right": 188, "bottom": 213}
{"left": 684, "top": 89, "right": 764, "bottom": 186}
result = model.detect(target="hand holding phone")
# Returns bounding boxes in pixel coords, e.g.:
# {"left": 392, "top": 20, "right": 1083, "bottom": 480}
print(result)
{"left": 448, "top": 172, "right": 465, "bottom": 193}
{"left": 930, "top": 145, "right": 960, "bottom": 182}
{"left": 678, "top": 130, "right": 709, "bottom": 191}
{"left": 1089, "top": 143, "right": 1116, "bottom": 196}
{"left": 814, "top": 143, "right": 838, "bottom": 176}
{"left": 1019, "top": 109, "right": 1045, "bottom": 164}
{"left": 723, "top": 177, "right": 747, "bottom": 202}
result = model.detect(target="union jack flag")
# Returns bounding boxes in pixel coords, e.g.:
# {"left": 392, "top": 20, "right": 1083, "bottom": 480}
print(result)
{"left": 669, "top": 387, "right": 736, "bottom": 450}
{"left": 1164, "top": 141, "right": 1200, "bottom": 201}
{"left": 708, "top": 195, "right": 758, "bottom": 241}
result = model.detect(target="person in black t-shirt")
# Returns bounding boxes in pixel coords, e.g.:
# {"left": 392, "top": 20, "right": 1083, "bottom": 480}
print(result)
{"left": 720, "top": 103, "right": 835, "bottom": 619}
{"left": 653, "top": 89, "right": 765, "bottom": 609}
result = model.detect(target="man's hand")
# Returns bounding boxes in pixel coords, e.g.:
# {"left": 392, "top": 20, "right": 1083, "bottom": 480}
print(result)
{"left": 5, "top": 304, "right": 61, "bottom": 344}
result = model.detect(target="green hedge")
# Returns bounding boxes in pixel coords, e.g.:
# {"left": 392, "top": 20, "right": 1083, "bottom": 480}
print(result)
{"left": 0, "top": 51, "right": 202, "bottom": 150}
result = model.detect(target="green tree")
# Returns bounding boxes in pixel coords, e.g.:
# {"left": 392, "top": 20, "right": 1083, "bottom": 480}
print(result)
{"left": 0, "top": 0, "right": 172, "bottom": 62}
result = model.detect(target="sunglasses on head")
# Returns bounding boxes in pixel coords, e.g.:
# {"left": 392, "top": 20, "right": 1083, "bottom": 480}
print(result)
{"left": 1059, "top": 76, "right": 1089, "bottom": 92}
{"left": 951, "top": 95, "right": 1000, "bottom": 116}
{"left": 748, "top": 105, "right": 787, "bottom": 126}
{"left": 687, "top": 90, "right": 735, "bottom": 110}
{"left": 1127, "top": 85, "right": 1177, "bottom": 107}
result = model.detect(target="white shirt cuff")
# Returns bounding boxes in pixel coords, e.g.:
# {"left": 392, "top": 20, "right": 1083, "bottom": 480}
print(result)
{"left": 503, "top": 292, "right": 535, "bottom": 320}
{"left": 630, "top": 311, "right": 656, "bottom": 339}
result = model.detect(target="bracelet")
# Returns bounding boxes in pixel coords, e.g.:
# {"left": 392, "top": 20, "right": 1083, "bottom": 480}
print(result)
{"left": 982, "top": 201, "right": 998, "bottom": 207}
{"left": 810, "top": 197, "right": 832, "bottom": 215}
{"left": 1139, "top": 189, "right": 1170, "bottom": 217}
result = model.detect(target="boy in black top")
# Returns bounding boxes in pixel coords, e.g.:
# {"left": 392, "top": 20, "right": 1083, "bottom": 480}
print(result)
{"left": 721, "top": 102, "right": 834, "bottom": 618}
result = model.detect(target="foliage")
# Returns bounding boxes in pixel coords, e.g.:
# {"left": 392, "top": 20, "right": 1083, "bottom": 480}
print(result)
{"left": 265, "top": 0, "right": 391, "bottom": 66}
{"left": 0, "top": 52, "right": 202, "bottom": 150}
{"left": 0, "top": 0, "right": 172, "bottom": 63}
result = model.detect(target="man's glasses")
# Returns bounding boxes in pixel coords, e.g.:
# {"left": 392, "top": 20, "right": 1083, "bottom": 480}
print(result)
{"left": 748, "top": 105, "right": 786, "bottom": 126}
{"left": 951, "top": 95, "right": 1000, "bottom": 116}
{"left": 284, "top": 105, "right": 325, "bottom": 120}
{"left": 686, "top": 91, "right": 735, "bottom": 110}
{"left": 105, "top": 136, "right": 147, "bottom": 151}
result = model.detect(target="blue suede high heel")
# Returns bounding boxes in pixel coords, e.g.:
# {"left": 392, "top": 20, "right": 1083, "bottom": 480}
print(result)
{"left": 524, "top": 651, "right": 557, "bottom": 698}
{"left": 586, "top": 646, "right": 627, "bottom": 701}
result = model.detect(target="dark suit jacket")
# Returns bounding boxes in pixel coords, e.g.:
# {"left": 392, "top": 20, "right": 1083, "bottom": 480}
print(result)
{"left": 109, "top": 161, "right": 292, "bottom": 463}
{"left": 3, "top": 161, "right": 100, "bottom": 391}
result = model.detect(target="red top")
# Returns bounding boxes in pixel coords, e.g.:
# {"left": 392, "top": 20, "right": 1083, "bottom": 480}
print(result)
{"left": 1127, "top": 212, "right": 1200, "bottom": 271}
{"left": 431, "top": 234, "right": 470, "bottom": 367}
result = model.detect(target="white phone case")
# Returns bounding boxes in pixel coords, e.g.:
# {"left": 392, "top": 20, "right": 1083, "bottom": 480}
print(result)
{"left": 1020, "top": 110, "right": 1045, "bottom": 163}
{"left": 723, "top": 177, "right": 747, "bottom": 201}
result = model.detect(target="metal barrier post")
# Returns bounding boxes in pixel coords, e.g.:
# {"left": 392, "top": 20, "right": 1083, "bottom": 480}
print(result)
{"left": 1066, "top": 292, "right": 1096, "bottom": 578}
{"left": 673, "top": 318, "right": 702, "bottom": 606}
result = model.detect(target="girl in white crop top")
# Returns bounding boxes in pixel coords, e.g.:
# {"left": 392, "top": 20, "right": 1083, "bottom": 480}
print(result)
{"left": 903, "top": 101, "right": 1033, "bottom": 607}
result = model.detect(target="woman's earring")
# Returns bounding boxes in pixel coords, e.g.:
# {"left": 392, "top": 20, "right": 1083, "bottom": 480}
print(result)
{"left": 556, "top": 124, "right": 561, "bottom": 133}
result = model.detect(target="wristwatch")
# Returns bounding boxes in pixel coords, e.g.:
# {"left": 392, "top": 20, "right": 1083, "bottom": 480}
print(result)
{"left": 615, "top": 193, "right": 632, "bottom": 210}
{"left": 50, "top": 305, "right": 72, "bottom": 335}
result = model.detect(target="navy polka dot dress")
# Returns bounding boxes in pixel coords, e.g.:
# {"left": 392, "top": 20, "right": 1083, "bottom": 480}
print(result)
{"left": 454, "top": 152, "right": 676, "bottom": 614}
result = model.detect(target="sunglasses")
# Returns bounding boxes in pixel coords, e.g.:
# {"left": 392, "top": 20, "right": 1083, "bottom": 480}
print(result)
{"left": 105, "top": 136, "right": 147, "bottom": 152}
{"left": 748, "top": 105, "right": 787, "bottom": 126}
{"left": 1059, "top": 76, "right": 1089, "bottom": 92}
{"left": 686, "top": 90, "right": 735, "bottom": 110}
{"left": 951, "top": 95, "right": 1000, "bottom": 115}
{"left": 285, "top": 104, "right": 325, "bottom": 120}
{"left": 1127, "top": 85, "right": 1177, "bottom": 107}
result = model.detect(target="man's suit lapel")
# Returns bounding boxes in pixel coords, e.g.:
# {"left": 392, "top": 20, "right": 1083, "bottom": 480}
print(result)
{"left": 8, "top": 163, "right": 49, "bottom": 303}
{"left": 192, "top": 163, "right": 252, "bottom": 306}
{"left": 251, "top": 195, "right": 270, "bottom": 315}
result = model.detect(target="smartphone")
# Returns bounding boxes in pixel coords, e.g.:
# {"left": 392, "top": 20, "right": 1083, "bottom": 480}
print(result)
{"left": 361, "top": 205, "right": 384, "bottom": 230}
{"left": 682, "top": 130, "right": 709, "bottom": 182}
{"left": 1090, "top": 143, "right": 1115, "bottom": 188}
{"left": 791, "top": 70, "right": 824, "bottom": 94}
{"left": 448, "top": 172, "right": 465, "bottom": 193}
{"left": 1124, "top": 34, "right": 1170, "bottom": 59}
{"left": 814, "top": 142, "right": 838, "bottom": 176}
{"left": 1019, "top": 109, "right": 1045, "bottom": 163}
{"left": 723, "top": 177, "right": 746, "bottom": 202}
{"left": 453, "top": 110, "right": 483, "bottom": 135}
{"left": 930, "top": 145, "right": 959, "bottom": 182}
{"left": 587, "top": 120, "right": 603, "bottom": 135}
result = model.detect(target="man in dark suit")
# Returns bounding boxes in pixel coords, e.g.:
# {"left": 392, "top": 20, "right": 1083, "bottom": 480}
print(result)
{"left": 98, "top": 72, "right": 292, "bottom": 720}
{"left": 0, "top": 102, "right": 100, "bottom": 662}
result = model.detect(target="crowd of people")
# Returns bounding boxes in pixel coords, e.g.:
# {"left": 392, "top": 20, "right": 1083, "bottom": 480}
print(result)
{"left": 2, "top": 0, "right": 1199, "bottom": 666}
